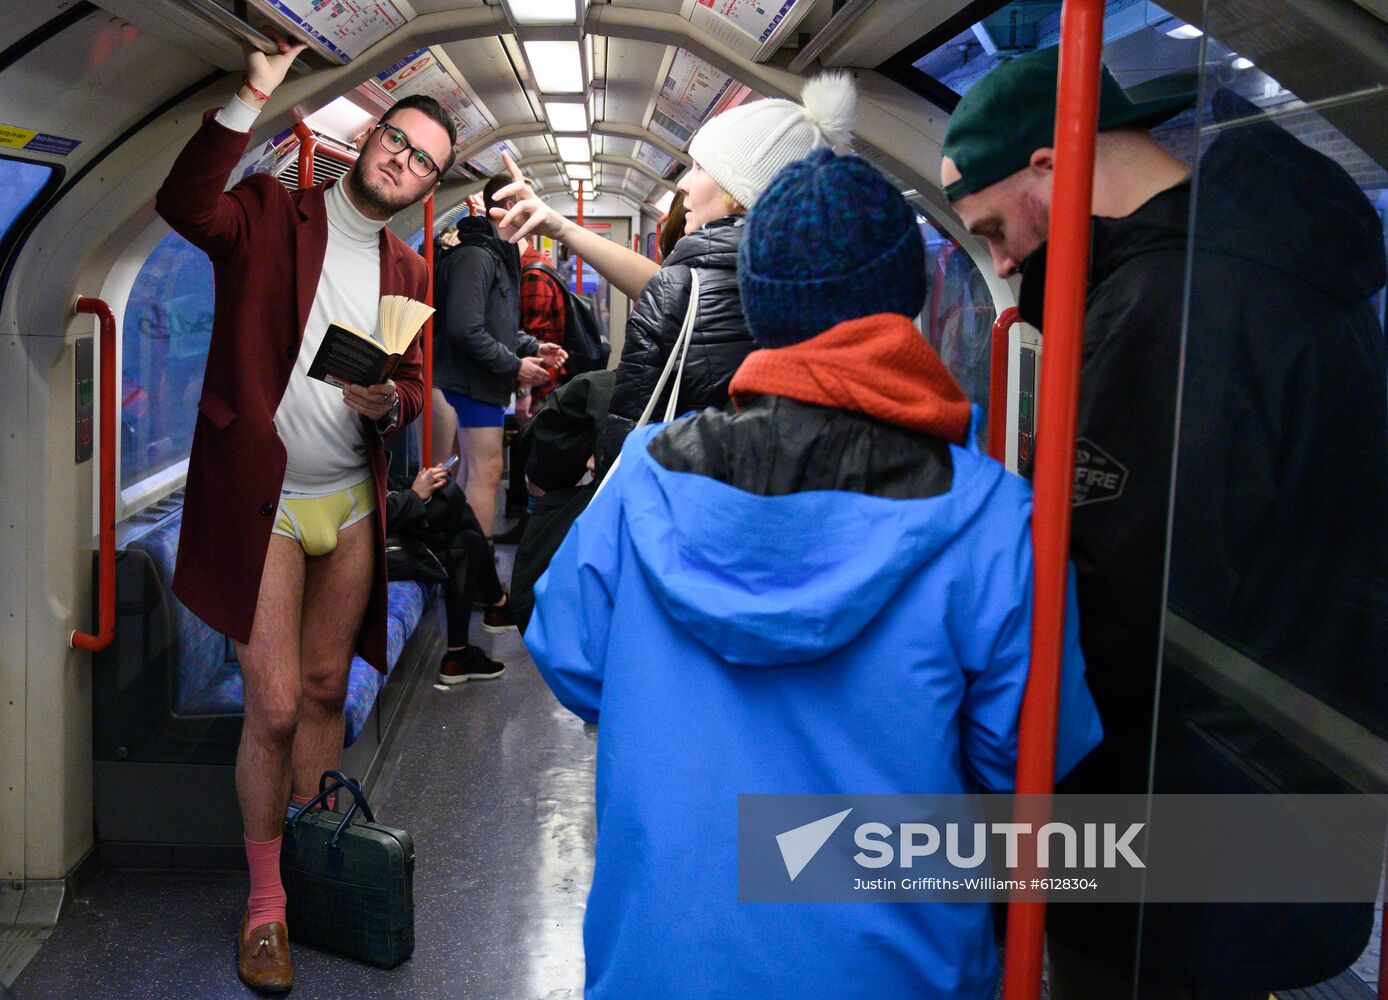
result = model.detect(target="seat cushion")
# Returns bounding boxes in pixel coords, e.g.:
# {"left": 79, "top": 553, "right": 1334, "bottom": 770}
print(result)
{"left": 132, "top": 507, "right": 430, "bottom": 744}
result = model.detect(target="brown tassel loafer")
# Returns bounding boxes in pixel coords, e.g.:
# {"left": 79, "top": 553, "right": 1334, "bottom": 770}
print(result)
{"left": 237, "top": 911, "right": 293, "bottom": 994}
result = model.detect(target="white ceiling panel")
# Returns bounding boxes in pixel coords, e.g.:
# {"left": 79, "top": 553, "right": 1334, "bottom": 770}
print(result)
{"left": 610, "top": 0, "right": 685, "bottom": 12}
{"left": 0, "top": 9, "right": 211, "bottom": 175}
{"left": 601, "top": 37, "right": 670, "bottom": 125}
{"left": 601, "top": 136, "right": 639, "bottom": 160}
{"left": 437, "top": 35, "right": 540, "bottom": 127}
{"left": 406, "top": 0, "right": 489, "bottom": 16}
{"left": 0, "top": 1, "right": 85, "bottom": 52}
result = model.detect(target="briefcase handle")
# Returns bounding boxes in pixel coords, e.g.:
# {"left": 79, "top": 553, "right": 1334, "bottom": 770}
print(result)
{"left": 287, "top": 770, "right": 377, "bottom": 852}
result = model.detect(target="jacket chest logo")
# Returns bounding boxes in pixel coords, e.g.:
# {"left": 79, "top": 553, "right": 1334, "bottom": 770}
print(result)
{"left": 1072, "top": 437, "right": 1128, "bottom": 507}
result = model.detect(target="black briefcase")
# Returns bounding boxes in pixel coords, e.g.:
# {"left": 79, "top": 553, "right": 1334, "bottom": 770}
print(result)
{"left": 281, "top": 771, "right": 416, "bottom": 969}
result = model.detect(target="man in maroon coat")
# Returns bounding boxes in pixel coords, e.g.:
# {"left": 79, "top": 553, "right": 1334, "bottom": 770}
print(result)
{"left": 156, "top": 36, "right": 453, "bottom": 991}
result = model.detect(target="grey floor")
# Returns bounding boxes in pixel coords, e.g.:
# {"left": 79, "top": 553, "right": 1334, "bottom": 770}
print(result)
{"left": 12, "top": 548, "right": 598, "bottom": 1000}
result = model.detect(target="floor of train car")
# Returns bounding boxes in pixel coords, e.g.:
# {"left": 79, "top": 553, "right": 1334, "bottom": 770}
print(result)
{"left": 6, "top": 536, "right": 1382, "bottom": 1000}
{"left": 13, "top": 545, "right": 598, "bottom": 1000}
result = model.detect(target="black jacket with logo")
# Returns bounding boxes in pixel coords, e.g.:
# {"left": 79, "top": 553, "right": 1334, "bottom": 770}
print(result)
{"left": 433, "top": 216, "right": 539, "bottom": 405}
{"left": 597, "top": 215, "right": 755, "bottom": 470}
{"left": 1026, "top": 90, "right": 1388, "bottom": 990}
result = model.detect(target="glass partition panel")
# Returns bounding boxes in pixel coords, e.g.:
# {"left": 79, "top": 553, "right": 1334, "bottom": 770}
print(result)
{"left": 1119, "top": 3, "right": 1388, "bottom": 998}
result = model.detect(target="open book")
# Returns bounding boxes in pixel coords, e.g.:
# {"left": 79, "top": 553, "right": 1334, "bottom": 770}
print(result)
{"left": 306, "top": 295, "right": 435, "bottom": 390}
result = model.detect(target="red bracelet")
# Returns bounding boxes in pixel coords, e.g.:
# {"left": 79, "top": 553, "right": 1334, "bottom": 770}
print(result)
{"left": 241, "top": 76, "right": 272, "bottom": 102}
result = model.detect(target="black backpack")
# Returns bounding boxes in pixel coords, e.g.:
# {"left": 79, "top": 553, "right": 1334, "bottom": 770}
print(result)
{"left": 523, "top": 259, "right": 610, "bottom": 378}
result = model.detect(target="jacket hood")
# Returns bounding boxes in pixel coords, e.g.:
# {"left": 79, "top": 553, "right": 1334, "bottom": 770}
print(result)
{"left": 1193, "top": 88, "right": 1385, "bottom": 304}
{"left": 662, "top": 215, "right": 744, "bottom": 271}
{"left": 616, "top": 411, "right": 1010, "bottom": 665}
{"left": 452, "top": 215, "right": 509, "bottom": 252}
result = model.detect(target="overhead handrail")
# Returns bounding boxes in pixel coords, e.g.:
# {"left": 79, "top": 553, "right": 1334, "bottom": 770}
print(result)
{"left": 989, "top": 307, "right": 1020, "bottom": 463}
{"left": 177, "top": 0, "right": 279, "bottom": 54}
{"left": 1001, "top": 1, "right": 1105, "bottom": 998}
{"left": 291, "top": 123, "right": 356, "bottom": 190}
{"left": 71, "top": 297, "right": 117, "bottom": 652}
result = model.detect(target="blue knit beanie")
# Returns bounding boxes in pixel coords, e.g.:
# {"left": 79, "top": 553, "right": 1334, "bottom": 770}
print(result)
{"left": 738, "top": 149, "right": 927, "bottom": 348}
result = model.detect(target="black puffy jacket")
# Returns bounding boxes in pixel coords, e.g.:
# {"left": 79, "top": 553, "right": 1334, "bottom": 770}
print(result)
{"left": 597, "top": 215, "right": 754, "bottom": 470}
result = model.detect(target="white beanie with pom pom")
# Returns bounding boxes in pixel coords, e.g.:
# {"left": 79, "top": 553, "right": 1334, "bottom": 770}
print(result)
{"left": 687, "top": 71, "right": 856, "bottom": 212}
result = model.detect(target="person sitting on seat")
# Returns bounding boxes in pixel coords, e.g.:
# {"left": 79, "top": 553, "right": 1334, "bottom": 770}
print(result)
{"left": 525, "top": 149, "right": 1102, "bottom": 1000}
{"left": 383, "top": 436, "right": 511, "bottom": 685}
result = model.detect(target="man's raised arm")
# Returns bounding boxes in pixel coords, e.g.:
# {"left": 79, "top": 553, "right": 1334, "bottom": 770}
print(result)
{"left": 155, "top": 35, "right": 306, "bottom": 259}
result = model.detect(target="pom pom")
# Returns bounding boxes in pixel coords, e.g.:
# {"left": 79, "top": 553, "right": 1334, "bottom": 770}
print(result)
{"left": 800, "top": 72, "right": 857, "bottom": 148}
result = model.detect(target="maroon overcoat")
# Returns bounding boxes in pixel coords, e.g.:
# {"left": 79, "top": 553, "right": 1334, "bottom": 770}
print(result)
{"left": 155, "top": 111, "right": 428, "bottom": 671}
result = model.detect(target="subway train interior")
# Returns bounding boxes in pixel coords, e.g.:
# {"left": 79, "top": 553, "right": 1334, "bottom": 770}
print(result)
{"left": 1, "top": 0, "right": 1386, "bottom": 997}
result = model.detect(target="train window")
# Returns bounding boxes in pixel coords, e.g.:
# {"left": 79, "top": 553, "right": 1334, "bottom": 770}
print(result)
{"left": 120, "top": 231, "right": 213, "bottom": 491}
{"left": 0, "top": 156, "right": 62, "bottom": 296}
{"left": 882, "top": 0, "right": 1205, "bottom": 111}
{"left": 0, "top": 157, "right": 56, "bottom": 239}
{"left": 917, "top": 216, "right": 996, "bottom": 441}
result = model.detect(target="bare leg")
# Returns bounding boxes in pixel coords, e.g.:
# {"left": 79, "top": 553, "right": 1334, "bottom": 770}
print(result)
{"left": 290, "top": 515, "right": 375, "bottom": 798}
{"left": 459, "top": 424, "right": 504, "bottom": 537}
{"left": 233, "top": 535, "right": 306, "bottom": 842}
{"left": 430, "top": 387, "right": 458, "bottom": 467}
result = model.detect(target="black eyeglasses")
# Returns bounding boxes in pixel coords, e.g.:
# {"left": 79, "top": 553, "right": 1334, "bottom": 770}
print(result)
{"left": 372, "top": 123, "right": 441, "bottom": 178}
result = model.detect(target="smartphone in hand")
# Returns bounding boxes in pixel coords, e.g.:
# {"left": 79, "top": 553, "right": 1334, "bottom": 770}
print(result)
{"left": 441, "top": 453, "right": 460, "bottom": 472}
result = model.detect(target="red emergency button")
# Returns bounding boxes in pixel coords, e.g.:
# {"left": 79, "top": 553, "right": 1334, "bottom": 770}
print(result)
{"left": 78, "top": 417, "right": 93, "bottom": 450}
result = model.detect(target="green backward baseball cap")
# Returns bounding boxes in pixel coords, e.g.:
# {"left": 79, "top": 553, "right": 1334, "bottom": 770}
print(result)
{"left": 941, "top": 46, "right": 1196, "bottom": 202}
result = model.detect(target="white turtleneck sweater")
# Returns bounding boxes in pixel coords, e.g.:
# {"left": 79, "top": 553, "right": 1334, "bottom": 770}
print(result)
{"left": 218, "top": 95, "right": 384, "bottom": 494}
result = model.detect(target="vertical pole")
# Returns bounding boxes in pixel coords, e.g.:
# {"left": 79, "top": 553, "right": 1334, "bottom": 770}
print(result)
{"left": 422, "top": 194, "right": 435, "bottom": 465}
{"left": 989, "top": 307, "right": 1020, "bottom": 463}
{"left": 576, "top": 186, "right": 585, "bottom": 295}
{"left": 1001, "top": 2, "right": 1106, "bottom": 998}
{"left": 70, "top": 298, "right": 117, "bottom": 652}
{"left": 293, "top": 122, "right": 315, "bottom": 188}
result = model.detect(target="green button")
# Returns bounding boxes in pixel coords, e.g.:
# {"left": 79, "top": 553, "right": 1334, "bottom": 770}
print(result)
{"left": 1019, "top": 394, "right": 1032, "bottom": 420}
{"left": 79, "top": 379, "right": 92, "bottom": 407}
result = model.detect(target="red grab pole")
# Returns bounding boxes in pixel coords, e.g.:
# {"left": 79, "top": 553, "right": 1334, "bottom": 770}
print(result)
{"left": 293, "top": 122, "right": 316, "bottom": 188}
{"left": 422, "top": 193, "right": 435, "bottom": 463}
{"left": 1001, "top": 2, "right": 1106, "bottom": 999}
{"left": 71, "top": 297, "right": 117, "bottom": 652}
{"left": 989, "top": 307, "right": 1021, "bottom": 463}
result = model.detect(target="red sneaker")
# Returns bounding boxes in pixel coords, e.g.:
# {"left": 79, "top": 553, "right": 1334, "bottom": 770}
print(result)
{"left": 439, "top": 646, "right": 505, "bottom": 684}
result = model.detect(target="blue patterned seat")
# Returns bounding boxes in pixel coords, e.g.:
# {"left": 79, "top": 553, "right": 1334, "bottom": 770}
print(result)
{"left": 129, "top": 509, "right": 430, "bottom": 747}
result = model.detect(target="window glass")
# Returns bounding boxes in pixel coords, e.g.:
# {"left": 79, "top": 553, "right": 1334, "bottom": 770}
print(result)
{"left": 900, "top": 0, "right": 1204, "bottom": 106}
{"left": 121, "top": 231, "right": 213, "bottom": 489}
{"left": 917, "top": 216, "right": 996, "bottom": 443}
{"left": 0, "top": 156, "right": 57, "bottom": 241}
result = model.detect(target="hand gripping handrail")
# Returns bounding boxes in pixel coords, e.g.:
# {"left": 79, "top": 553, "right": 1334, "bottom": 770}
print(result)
{"left": 71, "top": 297, "right": 117, "bottom": 652}
{"left": 1001, "top": 2, "right": 1105, "bottom": 998}
{"left": 988, "top": 307, "right": 1021, "bottom": 463}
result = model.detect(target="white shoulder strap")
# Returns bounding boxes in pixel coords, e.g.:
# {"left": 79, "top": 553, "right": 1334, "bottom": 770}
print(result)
{"left": 594, "top": 268, "right": 701, "bottom": 497}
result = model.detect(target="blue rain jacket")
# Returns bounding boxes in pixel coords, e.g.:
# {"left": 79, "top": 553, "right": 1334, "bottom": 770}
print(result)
{"left": 527, "top": 419, "right": 1102, "bottom": 999}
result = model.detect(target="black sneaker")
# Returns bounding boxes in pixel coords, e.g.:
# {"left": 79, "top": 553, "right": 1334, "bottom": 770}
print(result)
{"left": 481, "top": 601, "right": 518, "bottom": 634}
{"left": 438, "top": 646, "right": 505, "bottom": 684}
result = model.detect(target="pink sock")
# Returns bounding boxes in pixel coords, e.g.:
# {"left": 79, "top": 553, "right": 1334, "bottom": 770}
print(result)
{"left": 291, "top": 791, "right": 336, "bottom": 812}
{"left": 244, "top": 834, "right": 287, "bottom": 932}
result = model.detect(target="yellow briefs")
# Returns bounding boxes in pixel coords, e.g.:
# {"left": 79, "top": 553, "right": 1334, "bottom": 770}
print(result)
{"left": 272, "top": 476, "right": 376, "bottom": 557}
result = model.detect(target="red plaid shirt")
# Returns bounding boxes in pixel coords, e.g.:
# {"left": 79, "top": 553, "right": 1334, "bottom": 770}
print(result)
{"left": 520, "top": 244, "right": 566, "bottom": 346}
{"left": 520, "top": 244, "right": 567, "bottom": 400}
